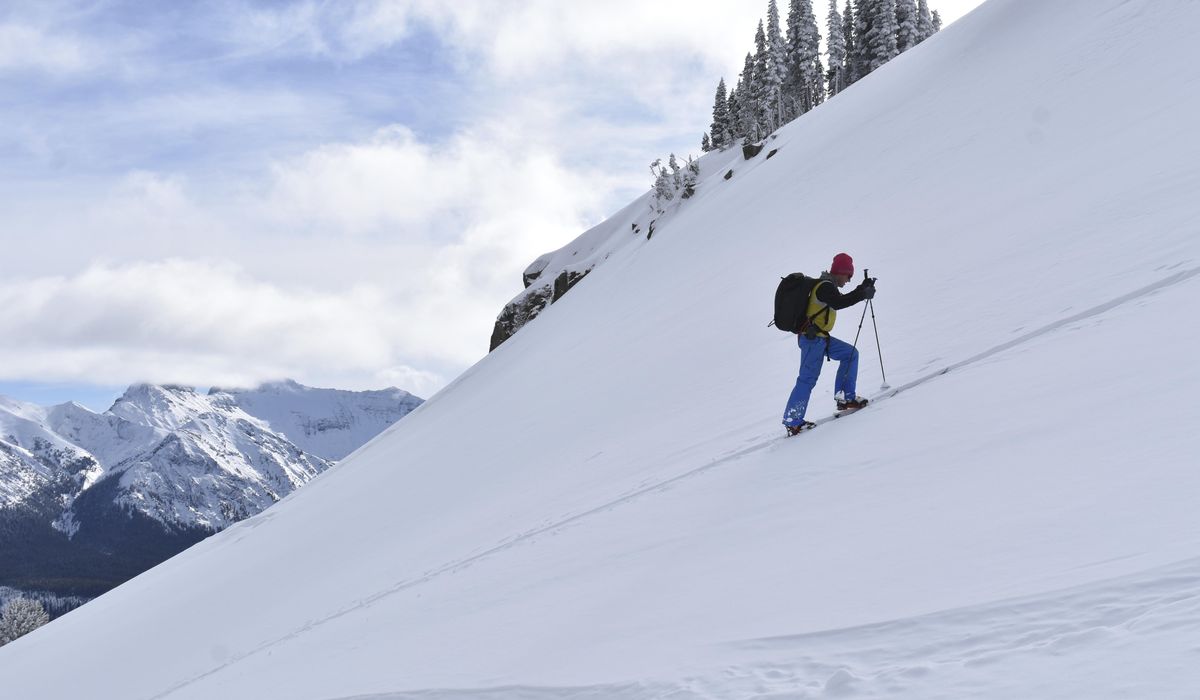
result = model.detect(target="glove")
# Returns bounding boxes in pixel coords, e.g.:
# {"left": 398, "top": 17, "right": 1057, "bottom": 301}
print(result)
{"left": 860, "top": 278, "right": 876, "bottom": 299}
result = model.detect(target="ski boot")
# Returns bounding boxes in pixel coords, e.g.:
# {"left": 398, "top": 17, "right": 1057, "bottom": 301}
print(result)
{"left": 785, "top": 421, "right": 816, "bottom": 437}
{"left": 836, "top": 396, "right": 869, "bottom": 411}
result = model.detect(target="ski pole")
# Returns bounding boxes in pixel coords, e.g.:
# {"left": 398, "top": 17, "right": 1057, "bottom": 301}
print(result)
{"left": 852, "top": 269, "right": 870, "bottom": 349}
{"left": 869, "top": 297, "right": 889, "bottom": 390}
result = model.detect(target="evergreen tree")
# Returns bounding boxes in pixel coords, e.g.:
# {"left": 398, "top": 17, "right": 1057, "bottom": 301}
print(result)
{"left": 0, "top": 598, "right": 49, "bottom": 646}
{"left": 649, "top": 159, "right": 674, "bottom": 214}
{"left": 825, "top": 0, "right": 847, "bottom": 96}
{"left": 843, "top": 0, "right": 860, "bottom": 85}
{"left": 701, "top": 132, "right": 712, "bottom": 152}
{"left": 895, "top": 0, "right": 920, "bottom": 53}
{"left": 736, "top": 51, "right": 759, "bottom": 143}
{"left": 727, "top": 85, "right": 742, "bottom": 141}
{"left": 864, "top": 0, "right": 899, "bottom": 73}
{"left": 749, "top": 20, "right": 771, "bottom": 140}
{"left": 931, "top": 9, "right": 942, "bottom": 32}
{"left": 668, "top": 153, "right": 684, "bottom": 191}
{"left": 786, "top": 0, "right": 825, "bottom": 117}
{"left": 916, "top": 0, "right": 935, "bottom": 42}
{"left": 852, "top": 0, "right": 872, "bottom": 83}
{"left": 682, "top": 155, "right": 700, "bottom": 198}
{"left": 709, "top": 78, "right": 732, "bottom": 149}
{"left": 765, "top": 0, "right": 789, "bottom": 129}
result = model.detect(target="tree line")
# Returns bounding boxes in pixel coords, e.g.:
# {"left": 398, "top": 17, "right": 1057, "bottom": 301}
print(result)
{"left": 703, "top": 0, "right": 942, "bottom": 151}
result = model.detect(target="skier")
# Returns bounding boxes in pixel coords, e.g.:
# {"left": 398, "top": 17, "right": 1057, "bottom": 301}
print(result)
{"left": 782, "top": 253, "right": 876, "bottom": 436}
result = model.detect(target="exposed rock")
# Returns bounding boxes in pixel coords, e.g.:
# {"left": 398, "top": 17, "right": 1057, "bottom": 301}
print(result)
{"left": 742, "top": 142, "right": 764, "bottom": 159}
{"left": 490, "top": 283, "right": 553, "bottom": 351}
{"left": 522, "top": 252, "right": 555, "bottom": 289}
{"left": 490, "top": 266, "right": 593, "bottom": 352}
{"left": 553, "top": 269, "right": 589, "bottom": 302}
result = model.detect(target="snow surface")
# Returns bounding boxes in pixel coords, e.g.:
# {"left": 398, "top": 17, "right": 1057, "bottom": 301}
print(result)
{"left": 4, "top": 0, "right": 1200, "bottom": 696}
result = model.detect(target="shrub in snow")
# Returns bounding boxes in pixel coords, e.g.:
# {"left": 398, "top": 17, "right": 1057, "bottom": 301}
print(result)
{"left": 0, "top": 597, "right": 50, "bottom": 646}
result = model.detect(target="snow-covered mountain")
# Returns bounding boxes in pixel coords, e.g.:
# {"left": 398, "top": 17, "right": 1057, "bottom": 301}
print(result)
{"left": 0, "top": 381, "right": 422, "bottom": 600}
{"left": 0, "top": 397, "right": 101, "bottom": 511}
{"left": 210, "top": 380, "right": 423, "bottom": 461}
{"left": 5, "top": 0, "right": 1200, "bottom": 697}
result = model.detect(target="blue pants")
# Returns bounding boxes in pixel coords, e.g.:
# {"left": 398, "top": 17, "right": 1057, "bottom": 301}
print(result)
{"left": 782, "top": 334, "right": 859, "bottom": 427}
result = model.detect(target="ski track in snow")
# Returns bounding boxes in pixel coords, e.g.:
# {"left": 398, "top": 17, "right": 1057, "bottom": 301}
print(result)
{"left": 149, "top": 265, "right": 1200, "bottom": 699}
{"left": 317, "top": 556, "right": 1200, "bottom": 699}
{"left": 697, "top": 555, "right": 1200, "bottom": 699}
{"left": 300, "top": 555, "right": 1200, "bottom": 699}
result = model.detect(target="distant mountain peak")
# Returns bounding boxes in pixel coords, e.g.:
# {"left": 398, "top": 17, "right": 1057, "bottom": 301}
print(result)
{"left": 1, "top": 379, "right": 423, "bottom": 603}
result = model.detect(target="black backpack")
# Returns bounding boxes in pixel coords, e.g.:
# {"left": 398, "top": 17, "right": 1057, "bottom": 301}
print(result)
{"left": 772, "top": 273, "right": 823, "bottom": 333}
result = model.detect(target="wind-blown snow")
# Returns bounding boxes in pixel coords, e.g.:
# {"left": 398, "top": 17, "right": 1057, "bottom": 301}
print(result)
{"left": 3, "top": 0, "right": 1200, "bottom": 697}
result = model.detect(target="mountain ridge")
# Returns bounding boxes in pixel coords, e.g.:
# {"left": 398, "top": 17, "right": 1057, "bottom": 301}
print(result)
{"left": 0, "top": 379, "right": 422, "bottom": 601}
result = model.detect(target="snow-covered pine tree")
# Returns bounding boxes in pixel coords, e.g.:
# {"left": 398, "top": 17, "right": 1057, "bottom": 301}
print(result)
{"left": 853, "top": 0, "right": 873, "bottom": 83}
{"left": 826, "top": 0, "right": 848, "bottom": 96}
{"left": 682, "top": 155, "right": 700, "bottom": 198}
{"left": 843, "top": 0, "right": 860, "bottom": 85}
{"left": 916, "top": 0, "right": 935, "bottom": 42}
{"left": 865, "top": 0, "right": 899, "bottom": 73}
{"left": 0, "top": 598, "right": 49, "bottom": 646}
{"left": 785, "top": 0, "right": 825, "bottom": 116}
{"left": 668, "top": 153, "right": 683, "bottom": 191}
{"left": 710, "top": 78, "right": 732, "bottom": 149}
{"left": 749, "top": 20, "right": 771, "bottom": 140}
{"left": 765, "top": 0, "right": 789, "bottom": 129}
{"left": 895, "top": 0, "right": 920, "bottom": 53}
{"left": 701, "top": 132, "right": 712, "bottom": 152}
{"left": 736, "top": 50, "right": 759, "bottom": 143}
{"left": 931, "top": 9, "right": 942, "bottom": 32}
{"left": 649, "top": 159, "right": 674, "bottom": 214}
{"left": 727, "top": 84, "right": 742, "bottom": 142}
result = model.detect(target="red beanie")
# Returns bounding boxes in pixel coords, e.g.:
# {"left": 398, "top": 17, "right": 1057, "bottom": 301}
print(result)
{"left": 830, "top": 253, "right": 854, "bottom": 277}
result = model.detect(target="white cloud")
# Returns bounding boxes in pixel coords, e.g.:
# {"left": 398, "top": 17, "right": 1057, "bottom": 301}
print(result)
{"left": 262, "top": 125, "right": 470, "bottom": 236}
{"left": 0, "top": 22, "right": 92, "bottom": 74}
{"left": 252, "top": 122, "right": 610, "bottom": 363}
{"left": 0, "top": 122, "right": 609, "bottom": 394}
{"left": 0, "top": 259, "right": 451, "bottom": 394}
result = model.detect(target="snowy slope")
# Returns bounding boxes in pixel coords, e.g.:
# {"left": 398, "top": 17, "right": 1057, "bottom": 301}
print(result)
{"left": 5, "top": 0, "right": 1200, "bottom": 697}
{"left": 211, "top": 380, "right": 423, "bottom": 461}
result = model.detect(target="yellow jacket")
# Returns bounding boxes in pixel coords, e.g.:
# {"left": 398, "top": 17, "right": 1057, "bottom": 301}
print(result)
{"left": 805, "top": 281, "right": 837, "bottom": 334}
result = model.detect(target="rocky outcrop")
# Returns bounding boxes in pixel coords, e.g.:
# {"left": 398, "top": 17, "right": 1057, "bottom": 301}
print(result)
{"left": 491, "top": 263, "right": 593, "bottom": 351}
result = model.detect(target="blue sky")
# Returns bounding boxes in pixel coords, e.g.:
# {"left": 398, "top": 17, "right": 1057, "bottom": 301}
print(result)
{"left": 0, "top": 0, "right": 985, "bottom": 411}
